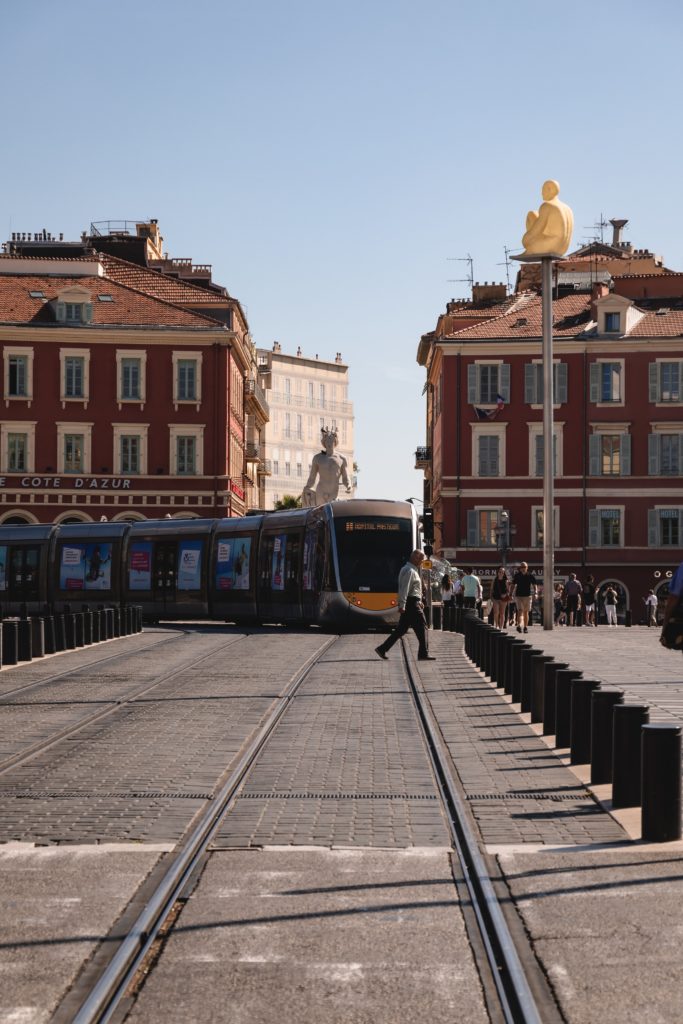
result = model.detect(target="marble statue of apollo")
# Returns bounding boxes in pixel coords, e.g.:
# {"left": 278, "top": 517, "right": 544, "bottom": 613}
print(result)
{"left": 302, "top": 427, "right": 351, "bottom": 507}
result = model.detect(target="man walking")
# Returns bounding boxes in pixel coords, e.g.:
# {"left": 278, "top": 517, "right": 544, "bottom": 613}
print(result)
{"left": 375, "top": 550, "right": 435, "bottom": 662}
{"left": 645, "top": 590, "right": 658, "bottom": 627}
{"left": 562, "top": 572, "right": 582, "bottom": 627}
{"left": 582, "top": 574, "right": 597, "bottom": 627}
{"left": 511, "top": 561, "right": 537, "bottom": 634}
{"left": 461, "top": 568, "right": 482, "bottom": 610}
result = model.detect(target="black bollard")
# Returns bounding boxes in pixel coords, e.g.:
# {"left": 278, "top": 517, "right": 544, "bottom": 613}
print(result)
{"left": 519, "top": 646, "right": 539, "bottom": 712}
{"left": 82, "top": 610, "right": 93, "bottom": 645}
{"left": 433, "top": 605, "right": 442, "bottom": 631}
{"left": 543, "top": 661, "right": 568, "bottom": 736}
{"left": 106, "top": 608, "right": 115, "bottom": 639}
{"left": 642, "top": 724, "right": 682, "bottom": 842}
{"left": 625, "top": 609, "right": 632, "bottom": 628}
{"left": 74, "top": 612, "right": 84, "bottom": 648}
{"left": 64, "top": 612, "right": 76, "bottom": 650}
{"left": 555, "top": 669, "right": 583, "bottom": 748}
{"left": 44, "top": 615, "right": 56, "bottom": 655}
{"left": 31, "top": 617, "right": 45, "bottom": 659}
{"left": 531, "top": 655, "right": 554, "bottom": 724}
{"left": 491, "top": 632, "right": 508, "bottom": 687}
{"left": 54, "top": 614, "right": 66, "bottom": 652}
{"left": 612, "top": 704, "right": 650, "bottom": 809}
{"left": 590, "top": 688, "right": 625, "bottom": 785}
{"left": 510, "top": 642, "right": 531, "bottom": 703}
{"left": 136, "top": 605, "right": 143, "bottom": 632}
{"left": 17, "top": 618, "right": 33, "bottom": 662}
{"left": 570, "top": 678, "right": 601, "bottom": 764}
{"left": 2, "top": 620, "right": 18, "bottom": 665}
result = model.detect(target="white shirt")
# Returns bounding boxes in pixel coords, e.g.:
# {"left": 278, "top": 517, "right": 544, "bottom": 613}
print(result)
{"left": 398, "top": 562, "right": 422, "bottom": 608}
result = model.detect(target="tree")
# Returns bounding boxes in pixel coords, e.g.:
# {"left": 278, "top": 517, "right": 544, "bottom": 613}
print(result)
{"left": 273, "top": 494, "right": 302, "bottom": 510}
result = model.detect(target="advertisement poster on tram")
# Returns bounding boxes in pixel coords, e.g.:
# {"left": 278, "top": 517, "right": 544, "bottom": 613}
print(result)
{"left": 271, "top": 534, "right": 286, "bottom": 590}
{"left": 215, "top": 538, "right": 251, "bottom": 590}
{"left": 178, "top": 540, "right": 203, "bottom": 591}
{"left": 128, "top": 542, "right": 152, "bottom": 590}
{"left": 59, "top": 543, "right": 112, "bottom": 590}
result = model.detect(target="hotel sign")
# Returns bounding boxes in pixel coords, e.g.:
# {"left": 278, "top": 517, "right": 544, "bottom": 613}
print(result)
{"left": 0, "top": 476, "right": 132, "bottom": 490}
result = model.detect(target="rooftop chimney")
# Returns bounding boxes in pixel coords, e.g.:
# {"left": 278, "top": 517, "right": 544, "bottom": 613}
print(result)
{"left": 610, "top": 218, "right": 628, "bottom": 246}
{"left": 590, "top": 281, "right": 610, "bottom": 322}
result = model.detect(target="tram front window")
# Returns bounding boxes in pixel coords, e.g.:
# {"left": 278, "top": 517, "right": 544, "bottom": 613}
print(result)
{"left": 334, "top": 518, "right": 412, "bottom": 592}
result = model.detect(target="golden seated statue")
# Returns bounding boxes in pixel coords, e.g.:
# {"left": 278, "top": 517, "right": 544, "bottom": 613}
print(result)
{"left": 521, "top": 180, "right": 573, "bottom": 257}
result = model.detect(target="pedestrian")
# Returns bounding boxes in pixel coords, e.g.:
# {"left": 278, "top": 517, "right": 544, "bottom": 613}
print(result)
{"left": 562, "top": 572, "right": 582, "bottom": 627}
{"left": 553, "top": 584, "right": 565, "bottom": 625}
{"left": 453, "top": 571, "right": 464, "bottom": 608}
{"left": 661, "top": 564, "right": 683, "bottom": 648}
{"left": 461, "top": 567, "right": 482, "bottom": 610}
{"left": 375, "top": 550, "right": 435, "bottom": 662}
{"left": 582, "top": 574, "right": 597, "bottom": 627}
{"left": 604, "top": 584, "right": 618, "bottom": 626}
{"left": 491, "top": 566, "right": 510, "bottom": 629}
{"left": 645, "top": 589, "right": 658, "bottom": 627}
{"left": 441, "top": 573, "right": 454, "bottom": 607}
{"left": 511, "top": 561, "right": 538, "bottom": 634}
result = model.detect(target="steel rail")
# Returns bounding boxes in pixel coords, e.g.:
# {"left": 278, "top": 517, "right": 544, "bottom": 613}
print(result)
{"left": 0, "top": 633, "right": 250, "bottom": 776}
{"left": 401, "top": 641, "right": 543, "bottom": 1024}
{"left": 70, "top": 635, "right": 339, "bottom": 1024}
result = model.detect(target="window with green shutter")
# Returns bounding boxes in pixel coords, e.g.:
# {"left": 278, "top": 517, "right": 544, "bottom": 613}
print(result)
{"left": 524, "top": 362, "right": 568, "bottom": 404}
{"left": 478, "top": 435, "right": 500, "bottom": 476}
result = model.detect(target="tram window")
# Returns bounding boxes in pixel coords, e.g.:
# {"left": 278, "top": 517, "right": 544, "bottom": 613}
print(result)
{"left": 129, "top": 541, "right": 153, "bottom": 590}
{"left": 177, "top": 540, "right": 203, "bottom": 591}
{"left": 270, "top": 534, "right": 287, "bottom": 591}
{"left": 215, "top": 536, "right": 252, "bottom": 591}
{"left": 333, "top": 518, "right": 412, "bottom": 592}
{"left": 58, "top": 543, "right": 113, "bottom": 591}
{"left": 0, "top": 545, "right": 7, "bottom": 590}
{"left": 8, "top": 546, "right": 40, "bottom": 597}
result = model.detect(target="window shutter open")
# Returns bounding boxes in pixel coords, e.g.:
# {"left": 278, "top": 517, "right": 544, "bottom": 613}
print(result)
{"left": 524, "top": 364, "right": 536, "bottom": 404}
{"left": 467, "top": 510, "right": 477, "bottom": 547}
{"left": 589, "top": 363, "right": 600, "bottom": 403}
{"left": 467, "top": 364, "right": 477, "bottom": 404}
{"left": 588, "top": 509, "right": 600, "bottom": 546}
{"left": 535, "top": 435, "right": 544, "bottom": 477}
{"left": 55, "top": 301, "right": 66, "bottom": 323}
{"left": 649, "top": 362, "right": 659, "bottom": 403}
{"left": 499, "top": 363, "right": 510, "bottom": 402}
{"left": 555, "top": 362, "right": 568, "bottom": 404}
{"left": 620, "top": 433, "right": 631, "bottom": 476}
{"left": 648, "top": 433, "right": 660, "bottom": 475}
{"left": 588, "top": 434, "right": 600, "bottom": 476}
{"left": 84, "top": 303, "right": 93, "bottom": 323}
{"left": 648, "top": 509, "right": 659, "bottom": 547}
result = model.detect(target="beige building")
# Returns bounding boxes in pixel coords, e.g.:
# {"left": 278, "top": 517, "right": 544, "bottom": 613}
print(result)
{"left": 257, "top": 344, "right": 355, "bottom": 508}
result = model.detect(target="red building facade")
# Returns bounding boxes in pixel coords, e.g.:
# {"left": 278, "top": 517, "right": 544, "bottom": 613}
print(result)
{"left": 418, "top": 274, "right": 683, "bottom": 615}
{"left": 0, "top": 253, "right": 260, "bottom": 524}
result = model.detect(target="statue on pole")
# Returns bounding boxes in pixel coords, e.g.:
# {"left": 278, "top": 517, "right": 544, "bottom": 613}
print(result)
{"left": 521, "top": 179, "right": 573, "bottom": 257}
{"left": 302, "top": 427, "right": 351, "bottom": 507}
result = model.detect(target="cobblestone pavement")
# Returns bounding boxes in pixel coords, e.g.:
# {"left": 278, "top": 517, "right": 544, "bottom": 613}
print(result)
{"left": 0, "top": 628, "right": 329, "bottom": 844}
{"left": 415, "top": 632, "right": 627, "bottom": 847}
{"left": 214, "top": 637, "right": 450, "bottom": 848}
{"left": 493, "top": 623, "right": 683, "bottom": 726}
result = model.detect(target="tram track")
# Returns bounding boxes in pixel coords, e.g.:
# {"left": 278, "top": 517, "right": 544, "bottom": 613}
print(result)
{"left": 0, "top": 631, "right": 251, "bottom": 777}
{"left": 400, "top": 640, "right": 556, "bottom": 1024}
{"left": 56, "top": 634, "right": 339, "bottom": 1024}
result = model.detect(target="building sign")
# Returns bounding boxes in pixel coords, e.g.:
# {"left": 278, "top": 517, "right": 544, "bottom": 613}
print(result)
{"left": 230, "top": 480, "right": 245, "bottom": 499}
{"left": 0, "top": 476, "right": 132, "bottom": 490}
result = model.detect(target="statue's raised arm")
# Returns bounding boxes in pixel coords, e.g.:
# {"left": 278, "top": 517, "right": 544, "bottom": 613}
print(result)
{"left": 302, "top": 427, "right": 352, "bottom": 507}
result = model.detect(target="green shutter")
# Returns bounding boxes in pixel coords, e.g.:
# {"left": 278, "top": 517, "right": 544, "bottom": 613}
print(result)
{"left": 84, "top": 303, "right": 93, "bottom": 323}
{"left": 620, "top": 433, "right": 631, "bottom": 476}
{"left": 55, "top": 301, "right": 65, "bottom": 322}
{"left": 589, "top": 363, "right": 600, "bottom": 403}
{"left": 535, "top": 435, "right": 543, "bottom": 477}
{"left": 648, "top": 433, "right": 660, "bottom": 475}
{"left": 524, "top": 363, "right": 536, "bottom": 404}
{"left": 499, "top": 363, "right": 511, "bottom": 402}
{"left": 556, "top": 362, "right": 568, "bottom": 404}
{"left": 467, "top": 510, "right": 477, "bottom": 546}
{"left": 648, "top": 509, "right": 659, "bottom": 547}
{"left": 589, "top": 434, "right": 600, "bottom": 475}
{"left": 588, "top": 509, "right": 600, "bottom": 546}
{"left": 467, "top": 364, "right": 477, "bottom": 404}
{"left": 649, "top": 362, "right": 659, "bottom": 403}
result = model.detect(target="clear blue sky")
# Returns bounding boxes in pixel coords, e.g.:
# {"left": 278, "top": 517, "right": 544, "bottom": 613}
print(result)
{"left": 4, "top": 0, "right": 683, "bottom": 501}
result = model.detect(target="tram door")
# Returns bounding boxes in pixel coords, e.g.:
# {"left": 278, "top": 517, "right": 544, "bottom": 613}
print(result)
{"left": 9, "top": 546, "right": 40, "bottom": 603}
{"left": 153, "top": 542, "right": 177, "bottom": 613}
{"left": 258, "top": 529, "right": 303, "bottom": 623}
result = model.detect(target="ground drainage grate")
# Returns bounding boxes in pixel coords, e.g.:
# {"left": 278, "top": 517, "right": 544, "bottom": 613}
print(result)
{"left": 241, "top": 792, "right": 439, "bottom": 801}
{"left": 467, "top": 790, "right": 591, "bottom": 802}
{"left": 0, "top": 790, "right": 214, "bottom": 800}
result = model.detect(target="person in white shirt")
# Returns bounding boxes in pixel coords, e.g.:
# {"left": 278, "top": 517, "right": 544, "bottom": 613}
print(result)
{"left": 645, "top": 590, "right": 658, "bottom": 627}
{"left": 375, "top": 550, "right": 435, "bottom": 661}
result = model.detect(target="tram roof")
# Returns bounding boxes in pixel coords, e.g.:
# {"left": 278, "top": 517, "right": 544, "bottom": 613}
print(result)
{"left": 328, "top": 499, "right": 414, "bottom": 519}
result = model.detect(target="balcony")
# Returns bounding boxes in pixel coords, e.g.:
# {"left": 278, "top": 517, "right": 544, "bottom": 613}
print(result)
{"left": 245, "top": 441, "right": 261, "bottom": 460}
{"left": 258, "top": 459, "right": 272, "bottom": 476}
{"left": 245, "top": 377, "right": 270, "bottom": 418}
{"left": 415, "top": 446, "right": 432, "bottom": 469}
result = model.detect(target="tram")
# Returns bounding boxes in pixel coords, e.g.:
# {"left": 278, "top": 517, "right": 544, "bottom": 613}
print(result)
{"left": 0, "top": 499, "right": 418, "bottom": 631}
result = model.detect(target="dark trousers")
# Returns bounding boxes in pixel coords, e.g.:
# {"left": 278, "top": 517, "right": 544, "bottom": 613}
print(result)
{"left": 463, "top": 596, "right": 476, "bottom": 609}
{"left": 378, "top": 597, "right": 429, "bottom": 657}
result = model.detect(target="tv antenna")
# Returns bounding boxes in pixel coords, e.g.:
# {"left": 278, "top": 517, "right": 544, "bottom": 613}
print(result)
{"left": 447, "top": 253, "right": 474, "bottom": 289}
{"left": 497, "top": 245, "right": 513, "bottom": 294}
{"left": 583, "top": 213, "right": 609, "bottom": 244}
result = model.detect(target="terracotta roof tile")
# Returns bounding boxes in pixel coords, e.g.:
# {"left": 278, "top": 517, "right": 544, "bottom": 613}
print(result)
{"left": 0, "top": 274, "right": 225, "bottom": 329}
{"left": 450, "top": 294, "right": 593, "bottom": 340}
{"left": 629, "top": 310, "right": 683, "bottom": 337}
{"left": 98, "top": 253, "right": 229, "bottom": 305}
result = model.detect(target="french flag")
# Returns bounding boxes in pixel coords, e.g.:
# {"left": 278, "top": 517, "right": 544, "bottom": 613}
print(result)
{"left": 474, "top": 394, "right": 505, "bottom": 420}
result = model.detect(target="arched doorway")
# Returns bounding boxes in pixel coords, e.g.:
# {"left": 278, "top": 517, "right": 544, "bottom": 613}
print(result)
{"left": 0, "top": 515, "right": 33, "bottom": 526}
{"left": 597, "top": 579, "right": 629, "bottom": 624}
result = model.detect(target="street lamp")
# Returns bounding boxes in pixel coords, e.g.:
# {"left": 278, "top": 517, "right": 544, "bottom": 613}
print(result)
{"left": 495, "top": 511, "right": 516, "bottom": 567}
